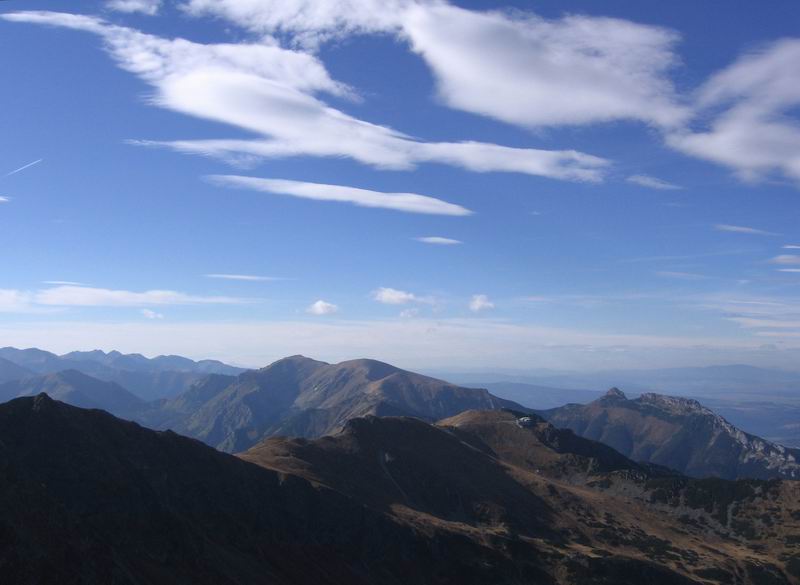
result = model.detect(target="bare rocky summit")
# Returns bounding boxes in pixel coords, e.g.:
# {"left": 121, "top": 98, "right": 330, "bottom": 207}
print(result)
{"left": 541, "top": 388, "right": 800, "bottom": 480}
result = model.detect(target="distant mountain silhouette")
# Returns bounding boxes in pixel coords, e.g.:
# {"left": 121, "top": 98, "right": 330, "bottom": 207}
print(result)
{"left": 0, "top": 347, "right": 246, "bottom": 400}
{"left": 541, "top": 388, "right": 800, "bottom": 480}
{"left": 4, "top": 395, "right": 799, "bottom": 584}
{"left": 140, "top": 355, "right": 527, "bottom": 452}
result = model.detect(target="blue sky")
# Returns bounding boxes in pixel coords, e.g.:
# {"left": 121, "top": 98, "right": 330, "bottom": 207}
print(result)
{"left": 1, "top": 0, "right": 800, "bottom": 370}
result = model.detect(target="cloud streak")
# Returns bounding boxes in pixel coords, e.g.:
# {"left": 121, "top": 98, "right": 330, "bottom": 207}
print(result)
{"left": 715, "top": 224, "right": 778, "bottom": 236}
{"left": 5, "top": 158, "right": 42, "bottom": 177}
{"left": 205, "top": 273, "right": 287, "bottom": 282}
{"left": 626, "top": 174, "right": 681, "bottom": 190}
{"left": 415, "top": 236, "right": 462, "bottom": 245}
{"left": 34, "top": 285, "right": 247, "bottom": 307}
{"left": 208, "top": 175, "right": 472, "bottom": 216}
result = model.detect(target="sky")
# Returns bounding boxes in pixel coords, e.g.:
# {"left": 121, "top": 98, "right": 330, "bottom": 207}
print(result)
{"left": 1, "top": 0, "right": 800, "bottom": 371}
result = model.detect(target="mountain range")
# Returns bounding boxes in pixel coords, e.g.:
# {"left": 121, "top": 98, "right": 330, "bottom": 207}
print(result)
{"left": 0, "top": 347, "right": 246, "bottom": 400}
{"left": 137, "top": 355, "right": 526, "bottom": 452}
{"left": 541, "top": 388, "right": 800, "bottom": 480}
{"left": 2, "top": 393, "right": 798, "bottom": 584}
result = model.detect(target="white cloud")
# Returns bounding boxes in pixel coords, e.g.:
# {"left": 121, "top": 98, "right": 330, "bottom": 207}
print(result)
{"left": 402, "top": 3, "right": 686, "bottom": 129}
{"left": 770, "top": 255, "right": 800, "bottom": 265}
{"left": 415, "top": 236, "right": 462, "bottom": 245}
{"left": 626, "top": 174, "right": 681, "bottom": 190}
{"left": 208, "top": 175, "right": 472, "bottom": 216}
{"left": 779, "top": 269, "right": 800, "bottom": 273}
{"left": 107, "top": 0, "right": 162, "bottom": 15}
{"left": 372, "top": 287, "right": 431, "bottom": 305}
{"left": 783, "top": 245, "right": 800, "bottom": 250}
{"left": 715, "top": 224, "right": 778, "bottom": 236}
{"left": 205, "top": 273, "right": 286, "bottom": 282}
{"left": 180, "top": 0, "right": 406, "bottom": 47}
{"left": 0, "top": 197, "right": 10, "bottom": 203}
{"left": 306, "top": 299, "right": 339, "bottom": 315}
{"left": 34, "top": 285, "right": 246, "bottom": 307}
{"left": 668, "top": 39, "right": 800, "bottom": 184}
{"left": 141, "top": 308, "right": 165, "bottom": 319}
{"left": 469, "top": 294, "right": 494, "bottom": 312}
{"left": 2, "top": 11, "right": 608, "bottom": 183}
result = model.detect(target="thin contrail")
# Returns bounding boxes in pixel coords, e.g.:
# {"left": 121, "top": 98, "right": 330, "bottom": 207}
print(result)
{"left": 5, "top": 158, "right": 43, "bottom": 177}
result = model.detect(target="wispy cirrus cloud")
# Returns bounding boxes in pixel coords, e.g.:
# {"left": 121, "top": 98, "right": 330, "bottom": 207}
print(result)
{"left": 34, "top": 285, "right": 248, "bottom": 307}
{"left": 415, "top": 236, "right": 462, "bottom": 245}
{"left": 205, "top": 273, "right": 288, "bottom": 282}
{"left": 668, "top": 39, "right": 800, "bottom": 185}
{"left": 42, "top": 280, "right": 88, "bottom": 286}
{"left": 626, "top": 174, "right": 681, "bottom": 190}
{"left": 0, "top": 284, "right": 250, "bottom": 313}
{"left": 769, "top": 255, "right": 800, "bottom": 265}
{"left": 697, "top": 293, "right": 800, "bottom": 340}
{"left": 1, "top": 11, "right": 609, "bottom": 183}
{"left": 185, "top": 1, "right": 686, "bottom": 130}
{"left": 715, "top": 224, "right": 778, "bottom": 236}
{"left": 208, "top": 175, "right": 472, "bottom": 216}
{"left": 0, "top": 196, "right": 10, "bottom": 203}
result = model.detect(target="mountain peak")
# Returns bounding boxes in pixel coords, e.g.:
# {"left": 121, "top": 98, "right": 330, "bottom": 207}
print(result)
{"left": 32, "top": 392, "right": 56, "bottom": 411}
{"left": 603, "top": 387, "right": 627, "bottom": 399}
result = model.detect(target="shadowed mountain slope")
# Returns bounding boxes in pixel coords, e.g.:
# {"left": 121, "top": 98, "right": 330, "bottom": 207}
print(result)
{"left": 540, "top": 388, "right": 800, "bottom": 480}
{"left": 244, "top": 409, "right": 800, "bottom": 584}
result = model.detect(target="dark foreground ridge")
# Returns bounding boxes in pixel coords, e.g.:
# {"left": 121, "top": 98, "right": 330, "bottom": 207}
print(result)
{"left": 1, "top": 395, "right": 799, "bottom": 584}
